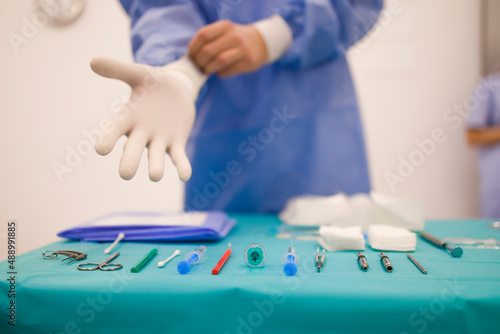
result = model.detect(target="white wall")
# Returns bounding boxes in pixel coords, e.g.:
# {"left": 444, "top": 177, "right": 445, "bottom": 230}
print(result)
{"left": 349, "top": 0, "right": 481, "bottom": 219}
{"left": 0, "top": 0, "right": 482, "bottom": 259}
{"left": 0, "top": 0, "right": 184, "bottom": 260}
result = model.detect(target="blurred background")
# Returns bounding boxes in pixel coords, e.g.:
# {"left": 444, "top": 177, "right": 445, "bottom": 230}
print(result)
{"left": 0, "top": 0, "right": 498, "bottom": 259}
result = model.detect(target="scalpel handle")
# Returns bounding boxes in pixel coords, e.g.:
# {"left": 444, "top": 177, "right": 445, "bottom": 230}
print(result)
{"left": 419, "top": 232, "right": 463, "bottom": 257}
{"left": 419, "top": 232, "right": 444, "bottom": 247}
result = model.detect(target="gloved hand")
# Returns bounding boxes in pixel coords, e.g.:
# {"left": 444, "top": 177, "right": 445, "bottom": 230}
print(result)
{"left": 90, "top": 56, "right": 206, "bottom": 182}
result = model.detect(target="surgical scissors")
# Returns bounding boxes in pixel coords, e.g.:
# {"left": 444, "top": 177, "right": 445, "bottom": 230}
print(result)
{"left": 77, "top": 252, "right": 123, "bottom": 271}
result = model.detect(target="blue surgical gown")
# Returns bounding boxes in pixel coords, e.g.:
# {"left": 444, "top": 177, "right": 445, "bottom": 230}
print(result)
{"left": 468, "top": 73, "right": 500, "bottom": 218}
{"left": 120, "top": 0, "right": 383, "bottom": 213}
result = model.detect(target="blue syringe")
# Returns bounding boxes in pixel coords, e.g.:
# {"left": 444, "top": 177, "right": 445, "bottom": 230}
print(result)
{"left": 177, "top": 245, "right": 206, "bottom": 274}
{"left": 282, "top": 247, "right": 299, "bottom": 276}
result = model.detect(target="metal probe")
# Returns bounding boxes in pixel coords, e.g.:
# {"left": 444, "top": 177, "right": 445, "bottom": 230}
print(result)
{"left": 315, "top": 247, "right": 325, "bottom": 272}
{"left": 380, "top": 252, "right": 393, "bottom": 272}
{"left": 419, "top": 232, "right": 463, "bottom": 258}
{"left": 357, "top": 252, "right": 369, "bottom": 271}
{"left": 407, "top": 253, "right": 427, "bottom": 274}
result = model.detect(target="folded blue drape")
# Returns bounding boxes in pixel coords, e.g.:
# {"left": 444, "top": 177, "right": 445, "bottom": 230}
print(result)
{"left": 57, "top": 211, "right": 235, "bottom": 242}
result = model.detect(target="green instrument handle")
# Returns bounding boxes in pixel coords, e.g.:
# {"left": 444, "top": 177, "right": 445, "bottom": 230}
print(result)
{"left": 131, "top": 248, "right": 158, "bottom": 273}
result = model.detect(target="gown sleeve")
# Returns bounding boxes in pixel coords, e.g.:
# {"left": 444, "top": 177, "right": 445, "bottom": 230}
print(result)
{"left": 467, "top": 80, "right": 495, "bottom": 129}
{"left": 277, "top": 0, "right": 383, "bottom": 68}
{"left": 119, "top": 0, "right": 207, "bottom": 66}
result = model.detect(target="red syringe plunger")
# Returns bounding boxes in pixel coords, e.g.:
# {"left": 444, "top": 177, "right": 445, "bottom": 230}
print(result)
{"left": 212, "top": 243, "right": 232, "bottom": 275}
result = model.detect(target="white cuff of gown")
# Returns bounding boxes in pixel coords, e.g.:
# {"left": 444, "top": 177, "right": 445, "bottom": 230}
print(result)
{"left": 252, "top": 14, "right": 293, "bottom": 63}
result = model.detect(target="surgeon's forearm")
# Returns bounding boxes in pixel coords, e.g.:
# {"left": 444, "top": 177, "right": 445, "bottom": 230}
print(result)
{"left": 467, "top": 127, "right": 500, "bottom": 146}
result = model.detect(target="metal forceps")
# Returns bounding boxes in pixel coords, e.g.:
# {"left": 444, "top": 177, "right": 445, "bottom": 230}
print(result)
{"left": 77, "top": 252, "right": 123, "bottom": 271}
{"left": 315, "top": 247, "right": 326, "bottom": 272}
{"left": 42, "top": 250, "right": 87, "bottom": 264}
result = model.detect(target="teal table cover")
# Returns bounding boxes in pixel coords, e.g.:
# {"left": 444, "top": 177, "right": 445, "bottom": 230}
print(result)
{"left": 1, "top": 215, "right": 500, "bottom": 334}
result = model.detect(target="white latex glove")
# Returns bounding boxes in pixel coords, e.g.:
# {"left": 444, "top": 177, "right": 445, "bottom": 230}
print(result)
{"left": 90, "top": 56, "right": 206, "bottom": 182}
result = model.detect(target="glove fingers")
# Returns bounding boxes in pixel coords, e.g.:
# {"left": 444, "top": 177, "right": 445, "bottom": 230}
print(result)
{"left": 119, "top": 131, "right": 148, "bottom": 180}
{"left": 90, "top": 57, "right": 143, "bottom": 87}
{"left": 170, "top": 144, "right": 192, "bottom": 182}
{"left": 95, "top": 112, "right": 131, "bottom": 156}
{"left": 147, "top": 140, "right": 166, "bottom": 182}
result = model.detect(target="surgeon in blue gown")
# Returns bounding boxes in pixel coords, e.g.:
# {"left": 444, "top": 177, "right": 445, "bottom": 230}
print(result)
{"left": 94, "top": 0, "right": 383, "bottom": 213}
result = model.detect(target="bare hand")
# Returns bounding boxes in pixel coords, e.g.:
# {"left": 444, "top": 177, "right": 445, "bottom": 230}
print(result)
{"left": 188, "top": 20, "right": 268, "bottom": 78}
